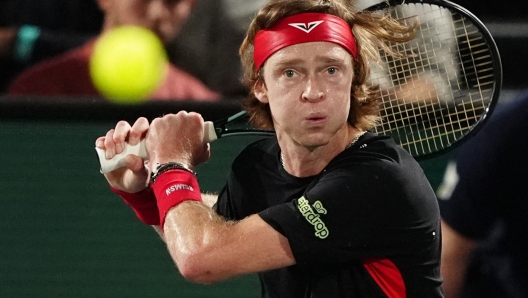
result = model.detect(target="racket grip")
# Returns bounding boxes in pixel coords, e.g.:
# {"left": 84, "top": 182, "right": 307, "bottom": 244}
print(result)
{"left": 96, "top": 121, "right": 217, "bottom": 174}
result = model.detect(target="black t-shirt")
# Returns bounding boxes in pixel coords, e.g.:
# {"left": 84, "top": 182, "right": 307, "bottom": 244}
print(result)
{"left": 214, "top": 132, "right": 443, "bottom": 297}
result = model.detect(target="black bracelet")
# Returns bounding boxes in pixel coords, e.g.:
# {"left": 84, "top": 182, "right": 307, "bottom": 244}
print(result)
{"left": 150, "top": 162, "right": 196, "bottom": 184}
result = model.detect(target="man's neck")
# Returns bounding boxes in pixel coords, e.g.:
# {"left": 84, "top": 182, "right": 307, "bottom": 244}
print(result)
{"left": 279, "top": 125, "right": 362, "bottom": 177}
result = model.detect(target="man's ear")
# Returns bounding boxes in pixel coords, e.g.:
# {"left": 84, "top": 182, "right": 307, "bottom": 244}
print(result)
{"left": 254, "top": 79, "right": 269, "bottom": 103}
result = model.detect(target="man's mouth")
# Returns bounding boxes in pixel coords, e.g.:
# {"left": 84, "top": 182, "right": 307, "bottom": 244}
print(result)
{"left": 305, "top": 114, "right": 327, "bottom": 123}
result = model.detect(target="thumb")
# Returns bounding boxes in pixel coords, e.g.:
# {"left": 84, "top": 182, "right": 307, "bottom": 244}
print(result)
{"left": 125, "top": 154, "right": 149, "bottom": 183}
{"left": 120, "top": 155, "right": 150, "bottom": 193}
{"left": 125, "top": 154, "right": 147, "bottom": 173}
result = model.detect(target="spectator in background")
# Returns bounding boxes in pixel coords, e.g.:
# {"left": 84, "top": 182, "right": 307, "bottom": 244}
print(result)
{"left": 6, "top": 0, "right": 220, "bottom": 101}
{"left": 167, "top": 0, "right": 248, "bottom": 97}
{"left": 436, "top": 90, "right": 528, "bottom": 298}
{"left": 223, "top": 0, "right": 269, "bottom": 30}
{"left": 0, "top": 0, "right": 256, "bottom": 98}
{"left": 0, "top": 0, "right": 103, "bottom": 91}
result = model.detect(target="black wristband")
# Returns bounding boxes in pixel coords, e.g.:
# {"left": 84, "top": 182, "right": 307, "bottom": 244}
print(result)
{"left": 150, "top": 162, "right": 196, "bottom": 184}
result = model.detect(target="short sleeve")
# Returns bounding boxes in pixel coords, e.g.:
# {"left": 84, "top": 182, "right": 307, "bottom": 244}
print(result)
{"left": 259, "top": 160, "right": 439, "bottom": 267}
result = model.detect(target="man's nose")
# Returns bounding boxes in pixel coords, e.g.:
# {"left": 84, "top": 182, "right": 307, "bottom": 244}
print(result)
{"left": 302, "top": 77, "right": 325, "bottom": 102}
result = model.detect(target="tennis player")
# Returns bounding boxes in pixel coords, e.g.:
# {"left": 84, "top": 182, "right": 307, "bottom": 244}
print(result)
{"left": 96, "top": 0, "right": 444, "bottom": 296}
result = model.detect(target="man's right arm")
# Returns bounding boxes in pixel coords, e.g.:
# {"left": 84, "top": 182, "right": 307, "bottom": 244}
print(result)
{"left": 161, "top": 200, "right": 296, "bottom": 284}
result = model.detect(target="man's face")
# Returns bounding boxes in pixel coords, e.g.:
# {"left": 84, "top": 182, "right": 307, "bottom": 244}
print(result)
{"left": 101, "top": 0, "right": 193, "bottom": 43}
{"left": 255, "top": 41, "right": 354, "bottom": 149}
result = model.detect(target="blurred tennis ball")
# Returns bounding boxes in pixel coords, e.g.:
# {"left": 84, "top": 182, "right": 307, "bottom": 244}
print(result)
{"left": 89, "top": 26, "right": 168, "bottom": 103}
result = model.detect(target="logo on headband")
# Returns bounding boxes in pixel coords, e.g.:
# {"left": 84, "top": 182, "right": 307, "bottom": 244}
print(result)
{"left": 253, "top": 13, "right": 357, "bottom": 69}
{"left": 288, "top": 20, "right": 324, "bottom": 33}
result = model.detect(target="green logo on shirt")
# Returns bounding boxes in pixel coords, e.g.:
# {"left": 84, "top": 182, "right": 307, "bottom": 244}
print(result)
{"left": 297, "top": 197, "right": 329, "bottom": 239}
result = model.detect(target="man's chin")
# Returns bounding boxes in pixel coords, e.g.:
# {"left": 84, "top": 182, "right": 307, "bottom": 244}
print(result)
{"left": 299, "top": 135, "right": 332, "bottom": 151}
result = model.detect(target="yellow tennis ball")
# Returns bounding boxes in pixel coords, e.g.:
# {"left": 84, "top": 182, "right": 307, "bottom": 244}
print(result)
{"left": 90, "top": 26, "right": 168, "bottom": 103}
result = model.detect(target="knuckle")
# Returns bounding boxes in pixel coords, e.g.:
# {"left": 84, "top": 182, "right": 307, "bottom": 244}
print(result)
{"left": 116, "top": 120, "right": 130, "bottom": 128}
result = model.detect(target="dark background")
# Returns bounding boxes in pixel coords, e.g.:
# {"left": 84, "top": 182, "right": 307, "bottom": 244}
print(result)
{"left": 1, "top": 0, "right": 526, "bottom": 296}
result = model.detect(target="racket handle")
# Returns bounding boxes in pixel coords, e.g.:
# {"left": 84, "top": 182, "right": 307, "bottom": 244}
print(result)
{"left": 96, "top": 121, "right": 217, "bottom": 174}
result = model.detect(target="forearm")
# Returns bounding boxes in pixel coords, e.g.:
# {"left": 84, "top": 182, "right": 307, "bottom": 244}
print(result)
{"left": 143, "top": 115, "right": 295, "bottom": 282}
{"left": 147, "top": 172, "right": 295, "bottom": 283}
{"left": 151, "top": 192, "right": 217, "bottom": 242}
{"left": 163, "top": 201, "right": 239, "bottom": 283}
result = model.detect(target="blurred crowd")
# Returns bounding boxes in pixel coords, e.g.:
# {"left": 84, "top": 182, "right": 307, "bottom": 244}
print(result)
{"left": 0, "top": 0, "right": 269, "bottom": 100}
{"left": 0, "top": 0, "right": 419, "bottom": 101}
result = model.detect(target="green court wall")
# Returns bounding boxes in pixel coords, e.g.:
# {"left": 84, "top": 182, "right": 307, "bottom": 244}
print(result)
{"left": 0, "top": 118, "right": 450, "bottom": 297}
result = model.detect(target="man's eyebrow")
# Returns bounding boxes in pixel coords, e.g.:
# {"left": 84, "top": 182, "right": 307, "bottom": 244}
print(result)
{"left": 273, "top": 58, "right": 305, "bottom": 68}
{"left": 316, "top": 54, "right": 348, "bottom": 64}
{"left": 273, "top": 55, "right": 347, "bottom": 68}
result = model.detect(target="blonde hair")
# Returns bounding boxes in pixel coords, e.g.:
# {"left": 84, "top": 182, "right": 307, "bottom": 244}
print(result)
{"left": 239, "top": 0, "right": 416, "bottom": 131}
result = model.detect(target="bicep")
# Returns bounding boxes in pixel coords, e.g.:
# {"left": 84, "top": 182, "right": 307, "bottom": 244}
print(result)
{"left": 228, "top": 214, "right": 296, "bottom": 272}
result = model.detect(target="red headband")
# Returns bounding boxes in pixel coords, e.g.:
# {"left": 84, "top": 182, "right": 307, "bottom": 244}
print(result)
{"left": 253, "top": 12, "right": 357, "bottom": 70}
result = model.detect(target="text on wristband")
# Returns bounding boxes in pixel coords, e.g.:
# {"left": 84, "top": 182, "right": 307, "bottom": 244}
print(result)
{"left": 166, "top": 183, "right": 195, "bottom": 195}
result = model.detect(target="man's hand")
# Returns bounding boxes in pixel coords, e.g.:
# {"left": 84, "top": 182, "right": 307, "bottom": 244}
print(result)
{"left": 145, "top": 111, "right": 210, "bottom": 169}
{"left": 95, "top": 117, "right": 150, "bottom": 193}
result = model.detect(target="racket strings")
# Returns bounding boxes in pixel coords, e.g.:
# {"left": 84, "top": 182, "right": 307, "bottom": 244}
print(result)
{"left": 370, "top": 3, "right": 497, "bottom": 157}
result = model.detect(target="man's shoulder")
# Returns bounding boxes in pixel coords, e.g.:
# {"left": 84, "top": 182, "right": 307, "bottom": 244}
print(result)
{"left": 338, "top": 132, "right": 410, "bottom": 163}
{"left": 328, "top": 132, "right": 424, "bottom": 182}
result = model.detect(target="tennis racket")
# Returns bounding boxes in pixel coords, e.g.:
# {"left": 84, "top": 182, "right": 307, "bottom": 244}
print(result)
{"left": 365, "top": 0, "right": 501, "bottom": 159}
{"left": 97, "top": 0, "right": 501, "bottom": 173}
{"left": 96, "top": 111, "right": 273, "bottom": 173}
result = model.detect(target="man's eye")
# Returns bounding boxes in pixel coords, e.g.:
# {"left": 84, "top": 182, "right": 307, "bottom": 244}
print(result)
{"left": 327, "top": 67, "right": 337, "bottom": 75}
{"left": 285, "top": 70, "right": 295, "bottom": 77}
